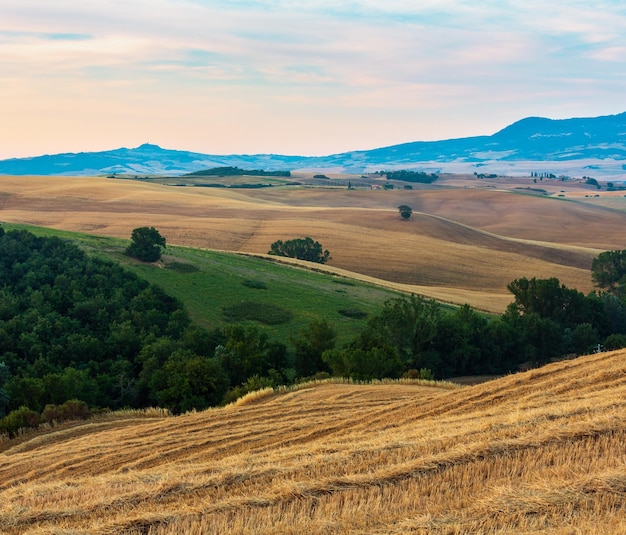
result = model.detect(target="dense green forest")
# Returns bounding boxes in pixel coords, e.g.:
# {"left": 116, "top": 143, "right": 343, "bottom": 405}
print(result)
{"left": 186, "top": 166, "right": 291, "bottom": 177}
{"left": 1, "top": 226, "right": 626, "bottom": 436}
{"left": 383, "top": 170, "right": 439, "bottom": 183}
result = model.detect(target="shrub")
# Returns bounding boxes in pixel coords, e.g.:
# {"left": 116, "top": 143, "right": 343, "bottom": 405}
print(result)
{"left": 0, "top": 406, "right": 41, "bottom": 438}
{"left": 268, "top": 237, "right": 330, "bottom": 264}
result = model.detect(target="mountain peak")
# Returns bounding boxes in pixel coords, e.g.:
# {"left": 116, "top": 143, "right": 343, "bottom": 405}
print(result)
{"left": 135, "top": 143, "right": 162, "bottom": 151}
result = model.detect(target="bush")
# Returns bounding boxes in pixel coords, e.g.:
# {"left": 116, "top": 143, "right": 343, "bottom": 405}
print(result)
{"left": 0, "top": 406, "right": 41, "bottom": 438}
{"left": 42, "top": 399, "right": 90, "bottom": 425}
{"left": 268, "top": 237, "right": 330, "bottom": 264}
{"left": 605, "top": 333, "right": 626, "bottom": 350}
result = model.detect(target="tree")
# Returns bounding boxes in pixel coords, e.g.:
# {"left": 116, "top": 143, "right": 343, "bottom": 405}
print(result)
{"left": 293, "top": 319, "right": 336, "bottom": 377}
{"left": 592, "top": 250, "right": 626, "bottom": 294}
{"left": 367, "top": 295, "right": 441, "bottom": 370}
{"left": 322, "top": 344, "right": 402, "bottom": 380}
{"left": 154, "top": 349, "right": 229, "bottom": 413}
{"left": 398, "top": 205, "right": 413, "bottom": 220}
{"left": 0, "top": 362, "right": 10, "bottom": 418}
{"left": 126, "top": 227, "right": 166, "bottom": 262}
{"left": 268, "top": 237, "right": 330, "bottom": 264}
{"left": 506, "top": 277, "right": 604, "bottom": 330}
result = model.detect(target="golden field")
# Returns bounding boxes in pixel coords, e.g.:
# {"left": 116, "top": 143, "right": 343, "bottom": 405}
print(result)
{"left": 1, "top": 174, "right": 625, "bottom": 312}
{"left": 1, "top": 349, "right": 625, "bottom": 534}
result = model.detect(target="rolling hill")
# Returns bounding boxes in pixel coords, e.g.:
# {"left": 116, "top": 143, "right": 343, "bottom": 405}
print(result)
{"left": 1, "top": 112, "right": 625, "bottom": 177}
{"left": 1, "top": 349, "right": 625, "bottom": 534}
{"left": 1, "top": 174, "right": 625, "bottom": 312}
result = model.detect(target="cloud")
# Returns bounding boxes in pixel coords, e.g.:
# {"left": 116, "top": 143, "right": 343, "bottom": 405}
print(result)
{"left": 1, "top": 0, "right": 626, "bottom": 158}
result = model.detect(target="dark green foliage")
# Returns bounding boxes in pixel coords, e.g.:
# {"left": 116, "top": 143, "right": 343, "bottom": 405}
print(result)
{"left": 432, "top": 304, "right": 489, "bottom": 376}
{"left": 0, "top": 406, "right": 41, "bottom": 438}
{"left": 216, "top": 324, "right": 288, "bottom": 386}
{"left": 323, "top": 344, "right": 403, "bottom": 381}
{"left": 370, "top": 295, "right": 442, "bottom": 370}
{"left": 605, "top": 333, "right": 626, "bottom": 350}
{"left": 0, "top": 362, "right": 10, "bottom": 418}
{"left": 268, "top": 237, "right": 330, "bottom": 264}
{"left": 153, "top": 350, "right": 229, "bottom": 414}
{"left": 186, "top": 166, "right": 291, "bottom": 177}
{"left": 222, "top": 301, "right": 292, "bottom": 325}
{"left": 385, "top": 170, "right": 438, "bottom": 183}
{"left": 398, "top": 205, "right": 413, "bottom": 219}
{"left": 125, "top": 226, "right": 166, "bottom": 262}
{"left": 0, "top": 227, "right": 192, "bottom": 415}
{"left": 592, "top": 250, "right": 626, "bottom": 294}
{"left": 293, "top": 319, "right": 336, "bottom": 377}
{"left": 506, "top": 277, "right": 605, "bottom": 331}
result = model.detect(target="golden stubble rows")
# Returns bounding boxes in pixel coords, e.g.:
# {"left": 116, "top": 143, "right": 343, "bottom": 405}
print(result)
{"left": 1, "top": 350, "right": 625, "bottom": 534}
{"left": 1, "top": 176, "right": 625, "bottom": 312}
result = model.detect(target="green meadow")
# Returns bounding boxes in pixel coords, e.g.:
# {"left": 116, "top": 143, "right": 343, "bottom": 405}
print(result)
{"left": 2, "top": 223, "right": 404, "bottom": 347}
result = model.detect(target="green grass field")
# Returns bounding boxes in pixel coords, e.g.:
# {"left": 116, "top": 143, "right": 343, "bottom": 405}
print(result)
{"left": 2, "top": 223, "right": 406, "bottom": 347}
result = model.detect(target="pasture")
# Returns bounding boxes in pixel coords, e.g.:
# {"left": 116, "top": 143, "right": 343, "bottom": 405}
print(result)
{"left": 1, "top": 173, "right": 624, "bottom": 312}
{"left": 1, "top": 349, "right": 625, "bottom": 534}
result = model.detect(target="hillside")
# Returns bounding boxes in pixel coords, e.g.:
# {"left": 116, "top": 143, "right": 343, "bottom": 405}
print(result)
{"left": 1, "top": 350, "right": 625, "bottom": 534}
{"left": 0, "top": 112, "right": 625, "bottom": 177}
{"left": 1, "top": 174, "right": 626, "bottom": 312}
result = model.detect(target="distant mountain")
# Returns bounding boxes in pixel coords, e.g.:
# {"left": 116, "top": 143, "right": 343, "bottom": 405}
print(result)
{"left": 2, "top": 112, "right": 626, "bottom": 178}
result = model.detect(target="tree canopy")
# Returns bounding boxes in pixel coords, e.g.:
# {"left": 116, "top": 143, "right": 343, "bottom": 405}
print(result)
{"left": 125, "top": 227, "right": 166, "bottom": 262}
{"left": 592, "top": 250, "right": 626, "bottom": 294}
{"left": 268, "top": 237, "right": 330, "bottom": 264}
{"left": 398, "top": 205, "right": 413, "bottom": 219}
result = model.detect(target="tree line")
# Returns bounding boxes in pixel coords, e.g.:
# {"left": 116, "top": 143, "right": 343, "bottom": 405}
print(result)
{"left": 380, "top": 170, "right": 438, "bottom": 183}
{"left": 186, "top": 166, "right": 291, "bottom": 177}
{"left": 1, "top": 226, "right": 626, "bottom": 437}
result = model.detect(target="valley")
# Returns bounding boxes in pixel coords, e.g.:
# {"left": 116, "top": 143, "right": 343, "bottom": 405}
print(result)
{"left": 0, "top": 173, "right": 624, "bottom": 312}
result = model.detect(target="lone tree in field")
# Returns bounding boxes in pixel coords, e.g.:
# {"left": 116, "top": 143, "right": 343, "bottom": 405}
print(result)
{"left": 398, "top": 205, "right": 413, "bottom": 220}
{"left": 126, "top": 226, "right": 166, "bottom": 262}
{"left": 268, "top": 237, "right": 330, "bottom": 264}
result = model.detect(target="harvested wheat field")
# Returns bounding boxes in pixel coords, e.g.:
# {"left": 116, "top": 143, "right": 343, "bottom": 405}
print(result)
{"left": 1, "top": 350, "right": 626, "bottom": 534}
{"left": 1, "top": 175, "right": 626, "bottom": 311}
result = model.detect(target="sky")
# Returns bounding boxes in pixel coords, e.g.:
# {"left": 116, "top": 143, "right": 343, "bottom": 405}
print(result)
{"left": 2, "top": 1, "right": 626, "bottom": 159}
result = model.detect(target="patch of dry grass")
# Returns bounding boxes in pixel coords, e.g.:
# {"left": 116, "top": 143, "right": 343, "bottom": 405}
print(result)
{"left": 1, "top": 350, "right": 625, "bottom": 534}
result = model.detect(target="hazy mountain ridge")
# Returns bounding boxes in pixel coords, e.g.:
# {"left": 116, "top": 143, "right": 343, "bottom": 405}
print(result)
{"left": 2, "top": 112, "right": 626, "bottom": 177}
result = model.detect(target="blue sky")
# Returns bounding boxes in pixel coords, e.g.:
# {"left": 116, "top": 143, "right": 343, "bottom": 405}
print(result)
{"left": 1, "top": 1, "right": 626, "bottom": 158}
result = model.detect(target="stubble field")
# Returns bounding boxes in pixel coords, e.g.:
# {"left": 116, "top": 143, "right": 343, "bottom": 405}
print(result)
{"left": 1, "top": 174, "right": 625, "bottom": 311}
{"left": 1, "top": 349, "right": 625, "bottom": 534}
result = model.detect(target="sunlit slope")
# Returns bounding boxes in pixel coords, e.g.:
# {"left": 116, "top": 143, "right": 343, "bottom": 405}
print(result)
{"left": 2, "top": 176, "right": 626, "bottom": 311}
{"left": 1, "top": 350, "right": 625, "bottom": 534}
